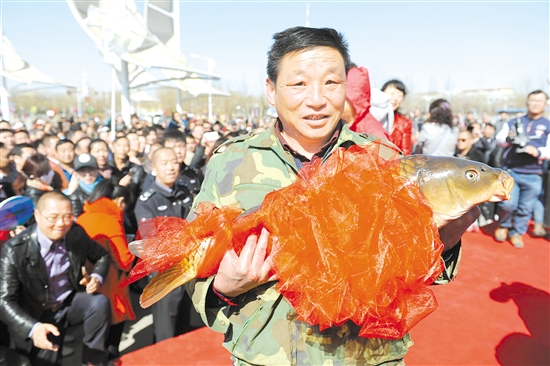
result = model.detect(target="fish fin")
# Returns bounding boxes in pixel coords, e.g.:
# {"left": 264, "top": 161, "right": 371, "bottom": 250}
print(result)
{"left": 140, "top": 265, "right": 197, "bottom": 308}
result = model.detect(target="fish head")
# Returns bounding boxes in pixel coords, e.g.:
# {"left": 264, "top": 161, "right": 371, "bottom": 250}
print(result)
{"left": 401, "top": 156, "right": 514, "bottom": 227}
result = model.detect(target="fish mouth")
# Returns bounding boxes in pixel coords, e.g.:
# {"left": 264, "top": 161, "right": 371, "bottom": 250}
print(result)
{"left": 489, "top": 171, "right": 514, "bottom": 202}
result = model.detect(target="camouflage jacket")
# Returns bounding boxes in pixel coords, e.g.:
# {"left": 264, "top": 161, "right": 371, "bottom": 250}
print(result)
{"left": 188, "top": 122, "right": 461, "bottom": 366}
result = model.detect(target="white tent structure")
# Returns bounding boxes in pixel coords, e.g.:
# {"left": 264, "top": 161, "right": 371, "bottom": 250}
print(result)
{"left": 67, "top": 0, "right": 228, "bottom": 125}
{"left": 0, "top": 32, "right": 75, "bottom": 121}
{"left": 144, "top": 0, "right": 229, "bottom": 120}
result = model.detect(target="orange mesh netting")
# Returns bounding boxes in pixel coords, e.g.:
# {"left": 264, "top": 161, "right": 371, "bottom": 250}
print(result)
{"left": 127, "top": 140, "right": 445, "bottom": 339}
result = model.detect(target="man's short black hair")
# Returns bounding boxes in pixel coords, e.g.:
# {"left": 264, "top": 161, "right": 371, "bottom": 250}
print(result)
{"left": 527, "top": 89, "right": 549, "bottom": 100}
{"left": 381, "top": 79, "right": 407, "bottom": 96}
{"left": 113, "top": 135, "right": 129, "bottom": 144}
{"left": 266, "top": 26, "right": 351, "bottom": 84}
{"left": 55, "top": 139, "right": 75, "bottom": 150}
{"left": 161, "top": 129, "right": 185, "bottom": 146}
{"left": 11, "top": 143, "right": 36, "bottom": 156}
{"left": 14, "top": 130, "right": 30, "bottom": 136}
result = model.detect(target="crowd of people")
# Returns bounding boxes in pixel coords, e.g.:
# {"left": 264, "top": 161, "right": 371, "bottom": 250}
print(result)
{"left": 0, "top": 26, "right": 548, "bottom": 366}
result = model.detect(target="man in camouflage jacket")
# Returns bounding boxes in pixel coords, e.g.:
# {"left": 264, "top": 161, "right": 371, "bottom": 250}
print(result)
{"left": 187, "top": 27, "right": 477, "bottom": 366}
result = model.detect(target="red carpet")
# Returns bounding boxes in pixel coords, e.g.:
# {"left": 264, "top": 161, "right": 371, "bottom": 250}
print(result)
{"left": 119, "top": 228, "right": 549, "bottom": 366}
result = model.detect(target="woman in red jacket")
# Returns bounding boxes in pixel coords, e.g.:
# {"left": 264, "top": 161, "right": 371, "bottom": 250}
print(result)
{"left": 76, "top": 179, "right": 135, "bottom": 359}
{"left": 382, "top": 79, "right": 414, "bottom": 155}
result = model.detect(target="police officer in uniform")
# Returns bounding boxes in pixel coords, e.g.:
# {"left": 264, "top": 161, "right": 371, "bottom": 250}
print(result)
{"left": 134, "top": 147, "right": 203, "bottom": 342}
{"left": 141, "top": 130, "right": 203, "bottom": 197}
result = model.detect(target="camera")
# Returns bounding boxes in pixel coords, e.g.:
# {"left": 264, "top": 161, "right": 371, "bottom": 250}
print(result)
{"left": 507, "top": 118, "right": 530, "bottom": 153}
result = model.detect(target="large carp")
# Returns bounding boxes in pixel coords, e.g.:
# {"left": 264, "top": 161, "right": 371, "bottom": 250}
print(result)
{"left": 127, "top": 142, "right": 513, "bottom": 339}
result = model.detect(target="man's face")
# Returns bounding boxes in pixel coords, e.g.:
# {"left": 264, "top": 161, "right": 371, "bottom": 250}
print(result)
{"left": 457, "top": 132, "right": 474, "bottom": 152}
{"left": 0, "top": 147, "right": 10, "bottom": 169}
{"left": 470, "top": 123, "right": 482, "bottom": 138}
{"left": 527, "top": 93, "right": 548, "bottom": 116}
{"left": 113, "top": 138, "right": 130, "bottom": 159}
{"left": 44, "top": 137, "right": 59, "bottom": 159}
{"left": 192, "top": 125, "right": 204, "bottom": 141}
{"left": 76, "top": 167, "right": 99, "bottom": 185}
{"left": 90, "top": 142, "right": 109, "bottom": 167}
{"left": 14, "top": 132, "right": 30, "bottom": 144}
{"left": 164, "top": 140, "right": 186, "bottom": 163}
{"left": 173, "top": 113, "right": 182, "bottom": 123}
{"left": 153, "top": 149, "right": 180, "bottom": 186}
{"left": 384, "top": 86, "right": 405, "bottom": 111}
{"left": 0, "top": 132, "right": 15, "bottom": 150}
{"left": 35, "top": 199, "right": 74, "bottom": 241}
{"left": 56, "top": 143, "right": 75, "bottom": 165}
{"left": 76, "top": 139, "right": 91, "bottom": 155}
{"left": 33, "top": 130, "right": 45, "bottom": 141}
{"left": 146, "top": 131, "right": 158, "bottom": 145}
{"left": 14, "top": 147, "right": 37, "bottom": 171}
{"left": 265, "top": 47, "right": 346, "bottom": 148}
{"left": 71, "top": 130, "right": 85, "bottom": 143}
{"left": 127, "top": 133, "right": 140, "bottom": 152}
{"left": 483, "top": 125, "right": 495, "bottom": 139}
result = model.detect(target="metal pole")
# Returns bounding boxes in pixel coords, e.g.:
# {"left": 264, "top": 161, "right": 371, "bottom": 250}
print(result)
{"left": 0, "top": 76, "right": 10, "bottom": 122}
{"left": 120, "top": 59, "right": 131, "bottom": 126}
{"left": 0, "top": 33, "right": 11, "bottom": 121}
{"left": 77, "top": 89, "right": 82, "bottom": 118}
{"left": 177, "top": 89, "right": 182, "bottom": 113}
{"left": 111, "top": 67, "right": 116, "bottom": 142}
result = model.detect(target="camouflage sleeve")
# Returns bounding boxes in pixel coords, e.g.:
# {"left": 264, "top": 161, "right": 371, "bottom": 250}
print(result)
{"left": 187, "top": 277, "right": 230, "bottom": 334}
{"left": 434, "top": 241, "right": 462, "bottom": 285}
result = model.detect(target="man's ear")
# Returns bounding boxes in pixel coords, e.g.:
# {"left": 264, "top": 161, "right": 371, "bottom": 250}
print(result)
{"left": 265, "top": 78, "right": 276, "bottom": 106}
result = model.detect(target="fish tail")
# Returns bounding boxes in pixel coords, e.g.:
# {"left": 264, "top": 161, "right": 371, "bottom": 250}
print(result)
{"left": 140, "top": 265, "right": 198, "bottom": 308}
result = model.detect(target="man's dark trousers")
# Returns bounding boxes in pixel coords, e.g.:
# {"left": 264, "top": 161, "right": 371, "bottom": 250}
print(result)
{"left": 27, "top": 292, "right": 110, "bottom": 366}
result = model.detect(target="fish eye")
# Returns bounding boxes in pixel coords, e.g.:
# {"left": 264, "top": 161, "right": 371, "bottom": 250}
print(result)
{"left": 465, "top": 169, "right": 479, "bottom": 180}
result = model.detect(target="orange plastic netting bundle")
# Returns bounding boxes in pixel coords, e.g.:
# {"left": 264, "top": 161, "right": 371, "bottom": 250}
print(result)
{"left": 128, "top": 141, "right": 445, "bottom": 339}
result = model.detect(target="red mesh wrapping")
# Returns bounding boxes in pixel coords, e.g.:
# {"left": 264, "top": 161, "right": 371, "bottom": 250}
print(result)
{"left": 127, "top": 141, "right": 444, "bottom": 339}
{"left": 124, "top": 203, "right": 242, "bottom": 285}
{"left": 259, "top": 143, "right": 444, "bottom": 339}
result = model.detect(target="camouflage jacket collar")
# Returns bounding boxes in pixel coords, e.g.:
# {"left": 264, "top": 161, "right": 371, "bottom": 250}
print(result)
{"left": 248, "top": 119, "right": 362, "bottom": 158}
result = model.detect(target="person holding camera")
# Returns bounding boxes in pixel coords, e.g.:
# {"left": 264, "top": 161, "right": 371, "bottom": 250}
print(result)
{"left": 494, "top": 90, "right": 550, "bottom": 248}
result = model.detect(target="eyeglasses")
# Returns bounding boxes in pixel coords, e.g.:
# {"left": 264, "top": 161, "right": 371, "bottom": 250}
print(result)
{"left": 37, "top": 211, "right": 75, "bottom": 224}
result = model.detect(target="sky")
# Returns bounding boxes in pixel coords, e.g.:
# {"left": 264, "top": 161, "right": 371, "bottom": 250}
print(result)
{"left": 1, "top": 0, "right": 548, "bottom": 96}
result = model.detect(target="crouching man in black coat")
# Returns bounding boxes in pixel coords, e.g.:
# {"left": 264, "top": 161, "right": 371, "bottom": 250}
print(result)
{"left": 0, "top": 191, "right": 111, "bottom": 366}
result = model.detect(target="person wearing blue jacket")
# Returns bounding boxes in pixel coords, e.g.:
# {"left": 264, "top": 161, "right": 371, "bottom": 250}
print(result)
{"left": 494, "top": 90, "right": 550, "bottom": 248}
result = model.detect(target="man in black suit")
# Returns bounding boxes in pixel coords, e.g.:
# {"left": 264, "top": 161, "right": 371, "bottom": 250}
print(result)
{"left": 0, "top": 191, "right": 111, "bottom": 366}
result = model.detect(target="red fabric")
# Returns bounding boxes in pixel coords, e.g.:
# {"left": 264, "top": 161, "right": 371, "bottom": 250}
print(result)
{"left": 390, "top": 113, "right": 413, "bottom": 156}
{"left": 346, "top": 67, "right": 390, "bottom": 140}
{"left": 77, "top": 197, "right": 136, "bottom": 324}
{"left": 128, "top": 141, "right": 444, "bottom": 339}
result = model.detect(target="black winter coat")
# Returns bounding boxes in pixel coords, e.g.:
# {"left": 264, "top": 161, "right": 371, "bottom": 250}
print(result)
{"left": 0, "top": 224, "right": 109, "bottom": 347}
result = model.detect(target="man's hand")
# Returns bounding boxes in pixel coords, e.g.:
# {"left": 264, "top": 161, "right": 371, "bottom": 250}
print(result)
{"left": 213, "top": 227, "right": 278, "bottom": 298}
{"left": 79, "top": 272, "right": 100, "bottom": 294}
{"left": 118, "top": 174, "right": 132, "bottom": 187}
{"left": 32, "top": 323, "right": 60, "bottom": 351}
{"left": 524, "top": 145, "right": 540, "bottom": 158}
{"left": 66, "top": 172, "right": 80, "bottom": 195}
{"left": 439, "top": 207, "right": 481, "bottom": 252}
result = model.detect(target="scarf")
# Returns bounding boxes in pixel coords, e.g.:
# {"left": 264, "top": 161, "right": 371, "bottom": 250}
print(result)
{"left": 79, "top": 176, "right": 102, "bottom": 194}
